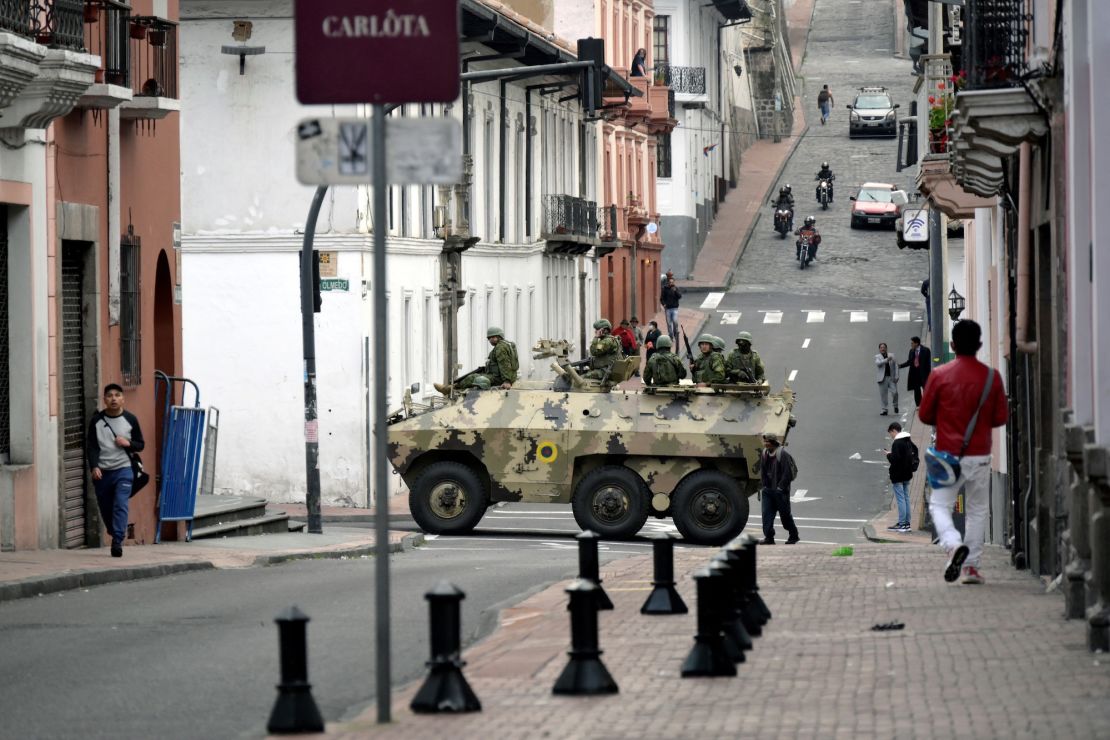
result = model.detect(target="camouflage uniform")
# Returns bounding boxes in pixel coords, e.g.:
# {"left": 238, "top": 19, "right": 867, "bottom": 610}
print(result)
{"left": 456, "top": 328, "right": 518, "bottom": 390}
{"left": 691, "top": 334, "right": 727, "bottom": 384}
{"left": 726, "top": 348, "right": 765, "bottom": 383}
{"left": 584, "top": 335, "right": 622, "bottom": 380}
{"left": 643, "top": 347, "right": 686, "bottom": 387}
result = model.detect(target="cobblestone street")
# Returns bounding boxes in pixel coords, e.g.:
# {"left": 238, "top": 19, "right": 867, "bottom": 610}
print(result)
{"left": 733, "top": 0, "right": 930, "bottom": 304}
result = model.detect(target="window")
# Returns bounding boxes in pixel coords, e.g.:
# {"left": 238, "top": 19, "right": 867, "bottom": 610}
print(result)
{"left": 653, "top": 16, "right": 669, "bottom": 66}
{"left": 120, "top": 233, "right": 141, "bottom": 386}
{"left": 652, "top": 133, "right": 670, "bottom": 178}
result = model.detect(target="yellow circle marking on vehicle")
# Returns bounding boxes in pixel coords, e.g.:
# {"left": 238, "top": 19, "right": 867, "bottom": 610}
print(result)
{"left": 538, "top": 441, "right": 558, "bottom": 463}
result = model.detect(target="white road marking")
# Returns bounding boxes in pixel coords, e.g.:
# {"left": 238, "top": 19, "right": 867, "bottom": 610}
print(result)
{"left": 792, "top": 516, "right": 869, "bottom": 523}
{"left": 849, "top": 310, "right": 869, "bottom": 323}
{"left": 423, "top": 534, "right": 439, "bottom": 540}
{"left": 720, "top": 311, "right": 742, "bottom": 325}
{"left": 788, "top": 369, "right": 798, "bottom": 382}
{"left": 849, "top": 452, "right": 862, "bottom": 460}
{"left": 790, "top": 489, "right": 819, "bottom": 502}
{"left": 805, "top": 310, "right": 825, "bottom": 323}
{"left": 892, "top": 310, "right": 912, "bottom": 322}
{"left": 762, "top": 310, "right": 783, "bottom": 324}
{"left": 898, "top": 286, "right": 919, "bottom": 292}
{"left": 802, "top": 338, "right": 811, "bottom": 348}
{"left": 700, "top": 292, "right": 725, "bottom": 309}
{"left": 786, "top": 524, "right": 860, "bottom": 531}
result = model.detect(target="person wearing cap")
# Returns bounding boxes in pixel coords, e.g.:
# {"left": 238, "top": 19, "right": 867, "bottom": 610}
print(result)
{"left": 584, "top": 318, "right": 622, "bottom": 380}
{"left": 727, "top": 331, "right": 765, "bottom": 383}
{"left": 660, "top": 274, "right": 682, "bottom": 341}
{"left": 691, "top": 333, "right": 726, "bottom": 386}
{"left": 759, "top": 433, "right": 800, "bottom": 545}
{"left": 643, "top": 335, "right": 686, "bottom": 387}
{"left": 435, "top": 326, "right": 518, "bottom": 393}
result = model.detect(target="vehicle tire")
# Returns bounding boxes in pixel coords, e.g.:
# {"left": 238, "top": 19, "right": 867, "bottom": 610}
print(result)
{"left": 409, "top": 461, "right": 489, "bottom": 534}
{"left": 671, "top": 470, "right": 748, "bottom": 546}
{"left": 571, "top": 465, "right": 650, "bottom": 539}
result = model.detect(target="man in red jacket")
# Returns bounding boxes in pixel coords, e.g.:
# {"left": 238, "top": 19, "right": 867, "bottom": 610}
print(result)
{"left": 918, "top": 320, "right": 1008, "bottom": 585}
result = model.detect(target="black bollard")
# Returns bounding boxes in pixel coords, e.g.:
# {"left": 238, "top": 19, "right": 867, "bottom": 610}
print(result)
{"left": 733, "top": 540, "right": 767, "bottom": 632}
{"left": 410, "top": 582, "right": 482, "bottom": 713}
{"left": 267, "top": 606, "right": 325, "bottom": 734}
{"left": 710, "top": 553, "right": 753, "bottom": 654}
{"left": 640, "top": 534, "right": 688, "bottom": 615}
{"left": 553, "top": 579, "right": 619, "bottom": 695}
{"left": 706, "top": 559, "right": 745, "bottom": 663}
{"left": 680, "top": 568, "right": 737, "bottom": 678}
{"left": 740, "top": 534, "right": 772, "bottom": 622}
{"left": 721, "top": 541, "right": 758, "bottom": 644}
{"left": 576, "top": 530, "right": 614, "bottom": 610}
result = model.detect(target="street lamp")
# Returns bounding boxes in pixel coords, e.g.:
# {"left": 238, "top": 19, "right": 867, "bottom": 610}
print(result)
{"left": 948, "top": 285, "right": 965, "bottom": 322}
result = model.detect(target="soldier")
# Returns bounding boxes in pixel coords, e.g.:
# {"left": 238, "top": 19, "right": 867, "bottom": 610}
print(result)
{"left": 434, "top": 326, "right": 518, "bottom": 394}
{"left": 726, "top": 331, "right": 766, "bottom": 383}
{"left": 583, "top": 319, "right": 623, "bottom": 380}
{"left": 643, "top": 335, "right": 686, "bottom": 387}
{"left": 691, "top": 333, "right": 726, "bottom": 386}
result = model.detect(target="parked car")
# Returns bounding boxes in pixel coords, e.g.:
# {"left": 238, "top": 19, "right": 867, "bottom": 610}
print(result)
{"left": 847, "top": 86, "right": 899, "bottom": 138}
{"left": 850, "top": 182, "right": 907, "bottom": 229}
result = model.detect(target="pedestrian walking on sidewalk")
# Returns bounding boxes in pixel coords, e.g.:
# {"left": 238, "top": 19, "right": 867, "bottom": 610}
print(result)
{"left": 817, "top": 84, "right": 834, "bottom": 125}
{"left": 919, "top": 319, "right": 1008, "bottom": 585}
{"left": 759, "top": 433, "right": 800, "bottom": 545}
{"left": 884, "top": 422, "right": 919, "bottom": 532}
{"left": 899, "top": 335, "right": 932, "bottom": 407}
{"left": 875, "top": 342, "right": 900, "bottom": 415}
{"left": 86, "top": 383, "right": 145, "bottom": 558}
{"left": 661, "top": 276, "right": 682, "bottom": 341}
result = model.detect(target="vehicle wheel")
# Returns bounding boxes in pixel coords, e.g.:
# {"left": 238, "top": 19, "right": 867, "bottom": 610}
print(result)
{"left": 409, "top": 461, "right": 489, "bottom": 534}
{"left": 572, "top": 465, "right": 650, "bottom": 539}
{"left": 671, "top": 470, "right": 748, "bottom": 546}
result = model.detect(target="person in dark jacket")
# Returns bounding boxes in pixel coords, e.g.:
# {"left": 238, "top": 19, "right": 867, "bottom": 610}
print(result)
{"left": 759, "top": 433, "right": 800, "bottom": 545}
{"left": 630, "top": 48, "right": 647, "bottom": 77}
{"left": 898, "top": 336, "right": 932, "bottom": 407}
{"left": 661, "top": 277, "right": 682, "bottom": 340}
{"left": 86, "top": 383, "right": 145, "bottom": 557}
{"left": 884, "top": 422, "right": 918, "bottom": 532}
{"left": 644, "top": 320, "right": 662, "bottom": 361}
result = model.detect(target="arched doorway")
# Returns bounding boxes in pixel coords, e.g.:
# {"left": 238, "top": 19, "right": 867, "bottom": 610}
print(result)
{"left": 153, "top": 250, "right": 175, "bottom": 459}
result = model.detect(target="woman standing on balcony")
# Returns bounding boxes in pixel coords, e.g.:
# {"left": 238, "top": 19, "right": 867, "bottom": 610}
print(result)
{"left": 631, "top": 48, "right": 647, "bottom": 77}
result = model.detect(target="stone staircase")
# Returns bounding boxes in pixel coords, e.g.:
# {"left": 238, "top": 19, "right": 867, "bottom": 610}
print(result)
{"left": 190, "top": 495, "right": 305, "bottom": 540}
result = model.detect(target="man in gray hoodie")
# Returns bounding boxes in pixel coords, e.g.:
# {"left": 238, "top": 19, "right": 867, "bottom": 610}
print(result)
{"left": 86, "top": 384, "right": 145, "bottom": 557}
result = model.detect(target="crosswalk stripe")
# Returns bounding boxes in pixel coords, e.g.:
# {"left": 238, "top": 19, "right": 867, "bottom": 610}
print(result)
{"left": 720, "top": 311, "right": 741, "bottom": 325}
{"left": 805, "top": 310, "right": 826, "bottom": 323}
{"left": 802, "top": 338, "right": 811, "bottom": 348}
{"left": 700, "top": 292, "right": 725, "bottom": 309}
{"left": 892, "top": 310, "right": 912, "bottom": 322}
{"left": 849, "top": 310, "right": 869, "bottom": 323}
{"left": 788, "top": 369, "right": 798, "bottom": 382}
{"left": 762, "top": 310, "right": 783, "bottom": 324}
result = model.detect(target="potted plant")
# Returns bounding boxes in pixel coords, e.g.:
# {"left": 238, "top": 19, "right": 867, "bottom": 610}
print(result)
{"left": 130, "top": 20, "right": 147, "bottom": 39}
{"left": 84, "top": 1, "right": 100, "bottom": 23}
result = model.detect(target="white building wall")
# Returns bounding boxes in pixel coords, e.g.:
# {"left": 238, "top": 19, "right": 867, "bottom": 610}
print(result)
{"left": 180, "top": 2, "right": 599, "bottom": 506}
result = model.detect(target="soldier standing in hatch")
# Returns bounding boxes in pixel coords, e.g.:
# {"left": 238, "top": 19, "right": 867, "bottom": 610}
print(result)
{"left": 643, "top": 335, "right": 686, "bottom": 387}
{"left": 584, "top": 319, "right": 623, "bottom": 380}
{"left": 691, "top": 334, "right": 726, "bottom": 386}
{"left": 726, "top": 331, "right": 766, "bottom": 383}
{"left": 435, "top": 326, "right": 518, "bottom": 393}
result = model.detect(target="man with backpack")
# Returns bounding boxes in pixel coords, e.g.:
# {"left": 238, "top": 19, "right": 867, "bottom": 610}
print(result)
{"left": 643, "top": 335, "right": 686, "bottom": 387}
{"left": 885, "top": 422, "right": 919, "bottom": 533}
{"left": 435, "top": 326, "right": 518, "bottom": 392}
{"left": 817, "top": 84, "right": 834, "bottom": 125}
{"left": 759, "top": 433, "right": 800, "bottom": 545}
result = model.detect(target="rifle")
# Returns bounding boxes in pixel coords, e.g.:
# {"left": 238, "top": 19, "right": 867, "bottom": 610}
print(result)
{"left": 450, "top": 366, "right": 484, "bottom": 385}
{"left": 681, "top": 325, "right": 694, "bottom": 365}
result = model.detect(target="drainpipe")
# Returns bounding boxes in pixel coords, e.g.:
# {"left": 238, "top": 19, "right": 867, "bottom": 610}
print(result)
{"left": 1015, "top": 141, "right": 1038, "bottom": 353}
{"left": 499, "top": 78, "right": 508, "bottom": 243}
{"left": 107, "top": 107, "right": 121, "bottom": 325}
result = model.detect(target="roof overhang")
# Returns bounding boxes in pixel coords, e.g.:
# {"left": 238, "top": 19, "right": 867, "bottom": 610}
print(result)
{"left": 711, "top": 0, "right": 753, "bottom": 22}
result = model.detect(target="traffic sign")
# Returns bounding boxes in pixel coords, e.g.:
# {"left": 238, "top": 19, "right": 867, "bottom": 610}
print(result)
{"left": 296, "top": 117, "right": 462, "bottom": 185}
{"left": 902, "top": 208, "right": 929, "bottom": 242}
{"left": 294, "top": 0, "right": 461, "bottom": 104}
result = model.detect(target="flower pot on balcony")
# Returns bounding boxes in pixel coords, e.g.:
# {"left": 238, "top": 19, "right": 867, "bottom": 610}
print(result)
{"left": 94, "top": 68, "right": 105, "bottom": 84}
{"left": 84, "top": 2, "right": 100, "bottom": 23}
{"left": 130, "top": 22, "right": 147, "bottom": 40}
{"left": 148, "top": 29, "right": 167, "bottom": 47}
{"left": 928, "top": 129, "right": 949, "bottom": 155}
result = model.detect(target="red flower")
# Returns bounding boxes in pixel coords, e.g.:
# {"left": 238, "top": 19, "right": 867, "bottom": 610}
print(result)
{"left": 928, "top": 95, "right": 936, "bottom": 104}
{"left": 937, "top": 82, "right": 945, "bottom": 90}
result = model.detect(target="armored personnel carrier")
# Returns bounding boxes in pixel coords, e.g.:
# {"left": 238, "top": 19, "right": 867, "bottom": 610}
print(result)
{"left": 386, "top": 340, "right": 796, "bottom": 545}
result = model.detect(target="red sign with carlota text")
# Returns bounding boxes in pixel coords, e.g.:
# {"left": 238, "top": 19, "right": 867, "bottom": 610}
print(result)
{"left": 295, "top": 0, "right": 461, "bottom": 105}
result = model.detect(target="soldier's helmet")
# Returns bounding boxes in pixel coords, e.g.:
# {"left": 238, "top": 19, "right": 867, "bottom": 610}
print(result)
{"left": 696, "top": 333, "right": 714, "bottom": 346}
{"left": 593, "top": 318, "right": 612, "bottom": 331}
{"left": 486, "top": 326, "right": 504, "bottom": 338}
{"left": 472, "top": 376, "right": 492, "bottom": 390}
{"left": 737, "top": 330, "right": 753, "bottom": 344}
{"left": 710, "top": 335, "right": 726, "bottom": 351}
{"left": 656, "top": 335, "right": 673, "bottom": 349}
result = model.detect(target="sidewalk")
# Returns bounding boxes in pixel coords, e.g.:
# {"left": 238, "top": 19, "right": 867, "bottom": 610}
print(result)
{"left": 0, "top": 527, "right": 422, "bottom": 603}
{"left": 328, "top": 544, "right": 1110, "bottom": 739}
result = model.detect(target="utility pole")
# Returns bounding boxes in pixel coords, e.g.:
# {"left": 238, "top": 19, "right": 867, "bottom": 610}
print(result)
{"left": 299, "top": 186, "right": 327, "bottom": 535}
{"left": 927, "top": 0, "right": 947, "bottom": 361}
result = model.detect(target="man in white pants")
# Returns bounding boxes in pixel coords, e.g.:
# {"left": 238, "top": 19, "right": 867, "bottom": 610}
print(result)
{"left": 918, "top": 320, "right": 1008, "bottom": 584}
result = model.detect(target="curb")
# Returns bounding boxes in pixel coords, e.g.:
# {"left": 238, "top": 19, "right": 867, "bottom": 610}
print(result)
{"left": 0, "top": 533, "right": 426, "bottom": 604}
{"left": 862, "top": 523, "right": 899, "bottom": 544}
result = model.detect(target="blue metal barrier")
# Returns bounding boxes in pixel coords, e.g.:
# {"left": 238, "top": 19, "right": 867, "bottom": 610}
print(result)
{"left": 154, "top": 372, "right": 207, "bottom": 543}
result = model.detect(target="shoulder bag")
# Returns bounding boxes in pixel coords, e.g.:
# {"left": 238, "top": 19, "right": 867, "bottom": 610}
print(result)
{"left": 100, "top": 415, "right": 151, "bottom": 496}
{"left": 924, "top": 368, "right": 994, "bottom": 489}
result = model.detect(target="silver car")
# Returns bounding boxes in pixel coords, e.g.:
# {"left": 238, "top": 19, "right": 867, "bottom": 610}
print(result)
{"left": 847, "top": 87, "right": 899, "bottom": 138}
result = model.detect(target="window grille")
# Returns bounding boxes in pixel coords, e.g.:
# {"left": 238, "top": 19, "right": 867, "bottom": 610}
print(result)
{"left": 120, "top": 233, "right": 141, "bottom": 386}
{"left": 656, "top": 134, "right": 672, "bottom": 178}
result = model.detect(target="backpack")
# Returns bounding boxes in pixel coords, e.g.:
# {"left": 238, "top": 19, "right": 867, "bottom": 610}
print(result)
{"left": 817, "top": 89, "right": 830, "bottom": 105}
{"left": 786, "top": 451, "right": 798, "bottom": 481}
{"left": 909, "top": 441, "right": 920, "bottom": 473}
{"left": 505, "top": 341, "right": 519, "bottom": 372}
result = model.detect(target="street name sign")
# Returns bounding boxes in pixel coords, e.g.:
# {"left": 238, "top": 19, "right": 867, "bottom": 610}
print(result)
{"left": 319, "top": 278, "right": 350, "bottom": 292}
{"left": 296, "top": 117, "right": 463, "bottom": 185}
{"left": 902, "top": 208, "right": 929, "bottom": 242}
{"left": 294, "top": 0, "right": 461, "bottom": 104}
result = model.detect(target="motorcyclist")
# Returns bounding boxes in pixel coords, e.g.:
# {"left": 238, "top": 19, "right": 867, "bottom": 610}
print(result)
{"left": 795, "top": 216, "right": 822, "bottom": 261}
{"left": 772, "top": 185, "right": 795, "bottom": 232}
{"left": 815, "top": 162, "right": 835, "bottom": 201}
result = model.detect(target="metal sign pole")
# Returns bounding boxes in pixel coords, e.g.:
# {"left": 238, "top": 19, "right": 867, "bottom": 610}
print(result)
{"left": 371, "top": 104, "right": 392, "bottom": 725}
{"left": 300, "top": 186, "right": 327, "bottom": 535}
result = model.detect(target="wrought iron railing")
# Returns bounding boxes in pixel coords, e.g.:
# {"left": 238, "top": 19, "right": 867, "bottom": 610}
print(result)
{"left": 542, "top": 195, "right": 599, "bottom": 240}
{"left": 83, "top": 0, "right": 129, "bottom": 86}
{"left": 599, "top": 203, "right": 621, "bottom": 241}
{"left": 667, "top": 88, "right": 675, "bottom": 118}
{"left": 965, "top": 0, "right": 1031, "bottom": 90}
{"left": 656, "top": 64, "right": 706, "bottom": 95}
{"left": 1, "top": 0, "right": 84, "bottom": 49}
{"left": 130, "top": 15, "right": 177, "bottom": 98}
{"left": 0, "top": 0, "right": 32, "bottom": 36}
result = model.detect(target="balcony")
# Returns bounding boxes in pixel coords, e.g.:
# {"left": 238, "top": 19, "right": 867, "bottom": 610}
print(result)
{"left": 541, "top": 194, "right": 599, "bottom": 254}
{"left": 916, "top": 154, "right": 997, "bottom": 220}
{"left": 119, "top": 15, "right": 178, "bottom": 119}
{"left": 77, "top": 0, "right": 132, "bottom": 109}
{"left": 948, "top": 0, "right": 1046, "bottom": 198}
{"left": 655, "top": 64, "right": 706, "bottom": 105}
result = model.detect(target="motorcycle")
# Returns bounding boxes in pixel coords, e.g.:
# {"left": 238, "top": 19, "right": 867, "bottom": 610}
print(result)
{"left": 773, "top": 207, "right": 793, "bottom": 238}
{"left": 797, "top": 234, "right": 813, "bottom": 269}
{"left": 816, "top": 179, "right": 831, "bottom": 210}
